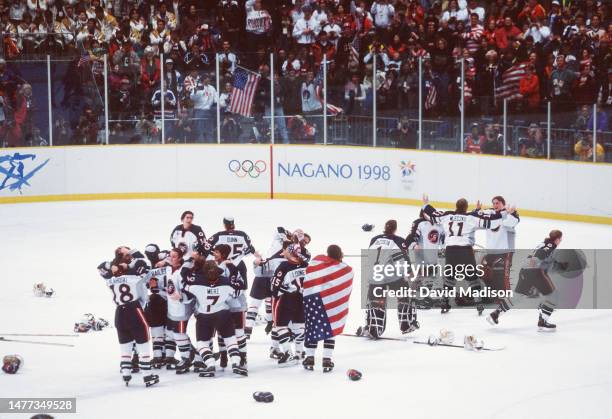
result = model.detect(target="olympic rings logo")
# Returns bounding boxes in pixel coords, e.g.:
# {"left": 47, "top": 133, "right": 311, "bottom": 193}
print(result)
{"left": 228, "top": 159, "right": 267, "bottom": 178}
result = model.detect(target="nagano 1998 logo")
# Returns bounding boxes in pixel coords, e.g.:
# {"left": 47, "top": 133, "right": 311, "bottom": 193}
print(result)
{"left": 1, "top": 152, "right": 50, "bottom": 193}
{"left": 228, "top": 159, "right": 268, "bottom": 178}
{"left": 399, "top": 160, "right": 416, "bottom": 191}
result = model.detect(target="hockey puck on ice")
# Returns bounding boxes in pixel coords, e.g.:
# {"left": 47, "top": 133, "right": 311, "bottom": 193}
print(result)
{"left": 347, "top": 369, "right": 362, "bottom": 381}
{"left": 253, "top": 391, "right": 274, "bottom": 403}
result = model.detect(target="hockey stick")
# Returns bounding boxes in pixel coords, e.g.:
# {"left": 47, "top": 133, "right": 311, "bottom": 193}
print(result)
{"left": 339, "top": 333, "right": 413, "bottom": 342}
{"left": 0, "top": 337, "right": 75, "bottom": 347}
{"left": 0, "top": 333, "right": 79, "bottom": 338}
{"left": 413, "top": 341, "right": 505, "bottom": 351}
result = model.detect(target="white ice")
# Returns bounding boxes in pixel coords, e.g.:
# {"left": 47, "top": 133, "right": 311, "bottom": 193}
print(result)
{"left": 0, "top": 199, "right": 611, "bottom": 419}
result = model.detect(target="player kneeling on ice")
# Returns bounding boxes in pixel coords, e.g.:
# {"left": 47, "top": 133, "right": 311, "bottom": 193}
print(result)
{"left": 270, "top": 244, "right": 308, "bottom": 366}
{"left": 98, "top": 246, "right": 159, "bottom": 387}
{"left": 487, "top": 230, "right": 562, "bottom": 331}
{"left": 302, "top": 245, "right": 353, "bottom": 372}
{"left": 182, "top": 257, "right": 247, "bottom": 377}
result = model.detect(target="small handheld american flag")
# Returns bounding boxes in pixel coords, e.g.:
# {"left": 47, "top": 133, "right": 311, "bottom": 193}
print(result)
{"left": 303, "top": 255, "right": 353, "bottom": 345}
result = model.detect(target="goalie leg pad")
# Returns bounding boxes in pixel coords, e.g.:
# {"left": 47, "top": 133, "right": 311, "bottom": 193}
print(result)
{"left": 397, "top": 301, "right": 417, "bottom": 333}
{"left": 365, "top": 299, "right": 387, "bottom": 339}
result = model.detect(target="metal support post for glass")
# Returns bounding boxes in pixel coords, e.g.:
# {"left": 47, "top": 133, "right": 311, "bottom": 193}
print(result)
{"left": 47, "top": 55, "right": 53, "bottom": 146}
{"left": 547, "top": 101, "right": 551, "bottom": 159}
{"left": 418, "top": 56, "right": 422, "bottom": 150}
{"left": 372, "top": 54, "right": 377, "bottom": 147}
{"left": 592, "top": 103, "right": 597, "bottom": 163}
{"left": 502, "top": 98, "right": 507, "bottom": 156}
{"left": 323, "top": 56, "right": 327, "bottom": 145}
{"left": 270, "top": 52, "right": 275, "bottom": 145}
{"left": 160, "top": 53, "right": 165, "bottom": 144}
{"left": 460, "top": 58, "right": 464, "bottom": 152}
{"left": 216, "top": 53, "right": 221, "bottom": 144}
{"left": 103, "top": 54, "right": 109, "bottom": 145}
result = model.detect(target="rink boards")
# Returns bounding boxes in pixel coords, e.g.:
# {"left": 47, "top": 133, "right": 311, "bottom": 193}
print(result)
{"left": 1, "top": 144, "right": 611, "bottom": 224}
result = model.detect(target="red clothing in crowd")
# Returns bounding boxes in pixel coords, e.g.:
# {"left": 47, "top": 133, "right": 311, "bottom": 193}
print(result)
{"left": 519, "top": 73, "right": 540, "bottom": 109}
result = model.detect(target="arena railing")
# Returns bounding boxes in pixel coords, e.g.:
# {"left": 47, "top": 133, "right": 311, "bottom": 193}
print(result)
{"left": 0, "top": 53, "right": 609, "bottom": 164}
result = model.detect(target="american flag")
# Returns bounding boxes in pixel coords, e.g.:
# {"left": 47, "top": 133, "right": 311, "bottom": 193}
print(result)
{"left": 303, "top": 255, "right": 353, "bottom": 345}
{"left": 424, "top": 79, "right": 438, "bottom": 111}
{"left": 228, "top": 66, "right": 260, "bottom": 117}
{"left": 495, "top": 62, "right": 527, "bottom": 102}
{"left": 460, "top": 81, "right": 473, "bottom": 111}
{"left": 77, "top": 53, "right": 91, "bottom": 67}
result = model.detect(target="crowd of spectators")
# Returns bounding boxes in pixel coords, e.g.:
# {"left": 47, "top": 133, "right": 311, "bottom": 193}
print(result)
{"left": 0, "top": 0, "right": 610, "bottom": 159}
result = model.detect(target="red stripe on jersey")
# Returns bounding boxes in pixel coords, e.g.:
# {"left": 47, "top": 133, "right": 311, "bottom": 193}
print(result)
{"left": 136, "top": 308, "right": 150, "bottom": 341}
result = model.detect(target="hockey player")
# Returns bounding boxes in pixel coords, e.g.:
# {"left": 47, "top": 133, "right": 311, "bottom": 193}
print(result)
{"left": 151, "top": 248, "right": 199, "bottom": 371}
{"left": 205, "top": 216, "right": 255, "bottom": 264}
{"left": 422, "top": 195, "right": 512, "bottom": 315}
{"left": 487, "top": 230, "right": 562, "bottom": 331}
{"left": 479, "top": 196, "right": 520, "bottom": 301}
{"left": 406, "top": 210, "right": 445, "bottom": 308}
{"left": 360, "top": 220, "right": 418, "bottom": 339}
{"left": 303, "top": 245, "right": 353, "bottom": 373}
{"left": 143, "top": 244, "right": 171, "bottom": 369}
{"left": 97, "top": 247, "right": 159, "bottom": 387}
{"left": 245, "top": 226, "right": 292, "bottom": 338}
{"left": 212, "top": 244, "right": 248, "bottom": 369}
{"left": 170, "top": 210, "right": 207, "bottom": 258}
{"left": 270, "top": 244, "right": 308, "bottom": 366}
{"left": 182, "top": 258, "right": 247, "bottom": 377}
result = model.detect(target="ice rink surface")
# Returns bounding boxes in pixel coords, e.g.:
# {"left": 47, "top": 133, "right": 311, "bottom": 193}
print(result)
{"left": 0, "top": 198, "right": 611, "bottom": 419}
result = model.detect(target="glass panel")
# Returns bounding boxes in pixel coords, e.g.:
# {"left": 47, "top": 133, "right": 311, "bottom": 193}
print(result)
{"left": 0, "top": 59, "right": 50, "bottom": 148}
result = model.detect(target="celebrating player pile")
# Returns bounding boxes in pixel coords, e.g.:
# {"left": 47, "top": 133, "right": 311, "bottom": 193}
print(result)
{"left": 96, "top": 198, "right": 567, "bottom": 386}
{"left": 97, "top": 210, "right": 352, "bottom": 386}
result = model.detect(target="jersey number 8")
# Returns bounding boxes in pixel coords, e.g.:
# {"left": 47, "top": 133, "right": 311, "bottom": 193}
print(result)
{"left": 111, "top": 284, "right": 134, "bottom": 304}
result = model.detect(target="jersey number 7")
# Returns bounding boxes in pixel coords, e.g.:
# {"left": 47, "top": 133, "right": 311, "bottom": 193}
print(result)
{"left": 206, "top": 295, "right": 220, "bottom": 312}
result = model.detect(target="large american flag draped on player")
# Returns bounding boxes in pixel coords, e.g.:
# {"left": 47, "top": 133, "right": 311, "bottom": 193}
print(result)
{"left": 228, "top": 66, "right": 260, "bottom": 117}
{"left": 495, "top": 62, "right": 528, "bottom": 102}
{"left": 303, "top": 255, "right": 353, "bottom": 344}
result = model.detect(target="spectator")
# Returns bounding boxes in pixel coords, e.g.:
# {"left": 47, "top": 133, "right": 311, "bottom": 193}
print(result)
{"left": 112, "top": 41, "right": 140, "bottom": 82}
{"left": 550, "top": 54, "right": 577, "bottom": 119}
{"left": 245, "top": 0, "right": 272, "bottom": 51}
{"left": 495, "top": 17, "right": 522, "bottom": 51}
{"left": 520, "top": 123, "right": 546, "bottom": 158}
{"left": 441, "top": 0, "right": 467, "bottom": 24}
{"left": 464, "top": 123, "right": 484, "bottom": 153}
{"left": 190, "top": 73, "right": 217, "bottom": 143}
{"left": 0, "top": 0, "right": 608, "bottom": 159}
{"left": 519, "top": 65, "right": 540, "bottom": 112}
{"left": 293, "top": 6, "right": 320, "bottom": 45}
{"left": 574, "top": 133, "right": 605, "bottom": 162}
{"left": 393, "top": 116, "right": 416, "bottom": 149}
{"left": 572, "top": 62, "right": 598, "bottom": 105}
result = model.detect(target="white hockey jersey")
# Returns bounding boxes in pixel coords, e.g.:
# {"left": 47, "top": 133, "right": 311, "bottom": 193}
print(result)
{"left": 482, "top": 209, "right": 520, "bottom": 252}
{"left": 424, "top": 204, "right": 506, "bottom": 247}
{"left": 183, "top": 276, "right": 237, "bottom": 315}
{"left": 105, "top": 274, "right": 148, "bottom": 308}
